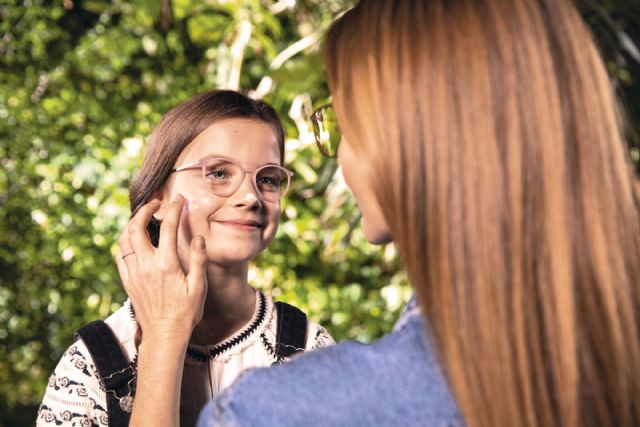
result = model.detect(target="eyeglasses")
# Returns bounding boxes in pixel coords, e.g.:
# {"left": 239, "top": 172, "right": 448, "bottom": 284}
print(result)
{"left": 310, "top": 103, "right": 341, "bottom": 158}
{"left": 171, "top": 156, "right": 294, "bottom": 202}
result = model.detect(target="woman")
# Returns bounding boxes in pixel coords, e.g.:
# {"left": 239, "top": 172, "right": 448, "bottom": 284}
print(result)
{"left": 129, "top": 0, "right": 640, "bottom": 426}
{"left": 37, "top": 90, "right": 333, "bottom": 427}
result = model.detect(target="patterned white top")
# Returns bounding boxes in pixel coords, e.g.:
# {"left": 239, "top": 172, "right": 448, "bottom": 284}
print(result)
{"left": 37, "top": 291, "right": 334, "bottom": 427}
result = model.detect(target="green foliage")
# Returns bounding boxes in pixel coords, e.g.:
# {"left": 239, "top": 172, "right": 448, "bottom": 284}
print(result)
{"left": 577, "top": 0, "right": 640, "bottom": 170}
{"left": 0, "top": 1, "right": 638, "bottom": 426}
{"left": 0, "top": 0, "right": 403, "bottom": 424}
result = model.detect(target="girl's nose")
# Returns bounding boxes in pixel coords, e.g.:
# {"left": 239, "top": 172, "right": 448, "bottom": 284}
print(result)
{"left": 230, "top": 174, "right": 262, "bottom": 209}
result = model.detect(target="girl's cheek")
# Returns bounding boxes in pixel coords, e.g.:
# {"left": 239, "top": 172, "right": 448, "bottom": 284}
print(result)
{"left": 180, "top": 188, "right": 211, "bottom": 213}
{"left": 180, "top": 189, "right": 218, "bottom": 236}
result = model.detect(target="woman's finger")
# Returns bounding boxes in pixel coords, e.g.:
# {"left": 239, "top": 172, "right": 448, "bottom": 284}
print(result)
{"left": 128, "top": 199, "right": 161, "bottom": 258}
{"left": 114, "top": 249, "right": 130, "bottom": 289}
{"left": 187, "top": 236, "right": 207, "bottom": 326}
{"left": 158, "top": 194, "right": 185, "bottom": 263}
{"left": 119, "top": 225, "right": 140, "bottom": 275}
{"left": 187, "top": 235, "right": 207, "bottom": 297}
{"left": 179, "top": 198, "right": 193, "bottom": 244}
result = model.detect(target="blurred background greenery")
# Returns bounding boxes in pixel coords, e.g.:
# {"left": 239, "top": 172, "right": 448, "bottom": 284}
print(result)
{"left": 0, "top": 0, "right": 638, "bottom": 425}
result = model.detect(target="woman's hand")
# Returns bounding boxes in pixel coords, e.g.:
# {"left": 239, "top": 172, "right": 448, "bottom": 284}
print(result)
{"left": 116, "top": 195, "right": 206, "bottom": 427}
{"left": 115, "top": 194, "right": 208, "bottom": 346}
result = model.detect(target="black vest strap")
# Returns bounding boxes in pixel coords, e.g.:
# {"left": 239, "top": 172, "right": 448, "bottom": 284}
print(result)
{"left": 274, "top": 301, "right": 308, "bottom": 358}
{"left": 75, "top": 320, "right": 135, "bottom": 427}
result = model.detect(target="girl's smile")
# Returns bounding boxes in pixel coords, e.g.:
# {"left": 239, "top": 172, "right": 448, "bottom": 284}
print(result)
{"left": 214, "top": 218, "right": 264, "bottom": 231}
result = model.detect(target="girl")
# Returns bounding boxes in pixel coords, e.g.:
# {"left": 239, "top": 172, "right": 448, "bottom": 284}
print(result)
{"left": 37, "top": 90, "right": 333, "bottom": 427}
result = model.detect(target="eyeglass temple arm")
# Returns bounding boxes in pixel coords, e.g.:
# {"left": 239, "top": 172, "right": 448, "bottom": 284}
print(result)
{"left": 172, "top": 160, "right": 202, "bottom": 173}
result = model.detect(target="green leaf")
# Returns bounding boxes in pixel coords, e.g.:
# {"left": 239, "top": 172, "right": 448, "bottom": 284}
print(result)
{"left": 187, "top": 13, "right": 232, "bottom": 44}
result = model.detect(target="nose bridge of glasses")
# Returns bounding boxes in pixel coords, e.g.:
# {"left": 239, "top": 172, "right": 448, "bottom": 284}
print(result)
{"left": 235, "top": 169, "right": 261, "bottom": 196}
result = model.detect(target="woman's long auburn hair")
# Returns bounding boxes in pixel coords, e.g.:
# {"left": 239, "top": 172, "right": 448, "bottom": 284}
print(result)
{"left": 325, "top": 1, "right": 640, "bottom": 426}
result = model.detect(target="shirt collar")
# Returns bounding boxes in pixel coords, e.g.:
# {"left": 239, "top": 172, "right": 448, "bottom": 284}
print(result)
{"left": 393, "top": 292, "right": 421, "bottom": 332}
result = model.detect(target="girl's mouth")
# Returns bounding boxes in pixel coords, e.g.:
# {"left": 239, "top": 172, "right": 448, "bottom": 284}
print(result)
{"left": 216, "top": 220, "right": 263, "bottom": 231}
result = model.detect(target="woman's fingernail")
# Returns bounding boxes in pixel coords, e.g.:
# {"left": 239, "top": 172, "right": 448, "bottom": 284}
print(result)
{"left": 173, "top": 193, "right": 184, "bottom": 203}
{"left": 194, "top": 236, "right": 205, "bottom": 250}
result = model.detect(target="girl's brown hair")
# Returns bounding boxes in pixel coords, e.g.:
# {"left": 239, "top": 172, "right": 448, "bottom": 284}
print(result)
{"left": 325, "top": 1, "right": 640, "bottom": 426}
{"left": 129, "top": 90, "right": 285, "bottom": 245}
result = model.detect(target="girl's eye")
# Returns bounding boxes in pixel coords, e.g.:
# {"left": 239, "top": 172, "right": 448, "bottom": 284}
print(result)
{"left": 257, "top": 175, "right": 281, "bottom": 188}
{"left": 207, "top": 168, "right": 229, "bottom": 180}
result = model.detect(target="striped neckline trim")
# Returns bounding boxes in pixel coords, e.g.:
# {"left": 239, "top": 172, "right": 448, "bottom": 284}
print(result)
{"left": 185, "top": 291, "right": 267, "bottom": 362}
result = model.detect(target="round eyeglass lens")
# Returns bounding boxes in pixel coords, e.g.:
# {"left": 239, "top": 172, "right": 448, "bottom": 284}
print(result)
{"left": 256, "top": 166, "right": 289, "bottom": 199}
{"left": 202, "top": 159, "right": 242, "bottom": 196}
{"left": 311, "top": 105, "right": 340, "bottom": 158}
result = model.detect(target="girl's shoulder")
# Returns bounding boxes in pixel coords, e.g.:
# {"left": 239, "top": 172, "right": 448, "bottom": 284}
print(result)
{"left": 263, "top": 293, "right": 335, "bottom": 354}
{"left": 37, "top": 302, "right": 135, "bottom": 427}
{"left": 102, "top": 300, "right": 138, "bottom": 361}
{"left": 304, "top": 319, "right": 335, "bottom": 351}
{"left": 36, "top": 331, "right": 108, "bottom": 426}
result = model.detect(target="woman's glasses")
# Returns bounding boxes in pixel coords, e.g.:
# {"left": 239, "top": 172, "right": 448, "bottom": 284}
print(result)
{"left": 310, "top": 103, "right": 340, "bottom": 158}
{"left": 172, "top": 157, "right": 294, "bottom": 202}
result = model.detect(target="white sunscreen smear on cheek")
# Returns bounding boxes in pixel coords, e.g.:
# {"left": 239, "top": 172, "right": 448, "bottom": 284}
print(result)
{"left": 188, "top": 200, "right": 200, "bottom": 211}
{"left": 181, "top": 191, "right": 205, "bottom": 212}
{"left": 241, "top": 193, "right": 258, "bottom": 204}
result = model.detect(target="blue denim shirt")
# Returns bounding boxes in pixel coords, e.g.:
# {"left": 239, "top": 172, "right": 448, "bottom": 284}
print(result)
{"left": 197, "top": 297, "right": 464, "bottom": 426}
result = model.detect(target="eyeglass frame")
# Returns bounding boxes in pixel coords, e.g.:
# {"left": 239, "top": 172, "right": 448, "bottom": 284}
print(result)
{"left": 171, "top": 156, "right": 294, "bottom": 201}
{"left": 310, "top": 102, "right": 340, "bottom": 159}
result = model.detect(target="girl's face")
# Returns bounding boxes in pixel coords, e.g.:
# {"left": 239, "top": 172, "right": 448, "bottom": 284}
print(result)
{"left": 337, "top": 136, "right": 392, "bottom": 245}
{"left": 158, "top": 118, "right": 282, "bottom": 267}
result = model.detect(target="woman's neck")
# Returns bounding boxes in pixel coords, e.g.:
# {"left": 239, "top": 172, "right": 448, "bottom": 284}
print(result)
{"left": 189, "top": 262, "right": 257, "bottom": 346}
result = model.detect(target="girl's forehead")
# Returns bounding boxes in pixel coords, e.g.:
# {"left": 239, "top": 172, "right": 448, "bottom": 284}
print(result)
{"left": 179, "top": 119, "right": 281, "bottom": 165}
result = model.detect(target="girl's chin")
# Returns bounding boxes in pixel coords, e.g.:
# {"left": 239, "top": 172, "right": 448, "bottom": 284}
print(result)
{"left": 205, "top": 249, "right": 264, "bottom": 266}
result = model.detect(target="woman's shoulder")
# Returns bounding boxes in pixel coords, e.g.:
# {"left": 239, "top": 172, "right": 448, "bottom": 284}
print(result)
{"left": 199, "top": 312, "right": 463, "bottom": 426}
